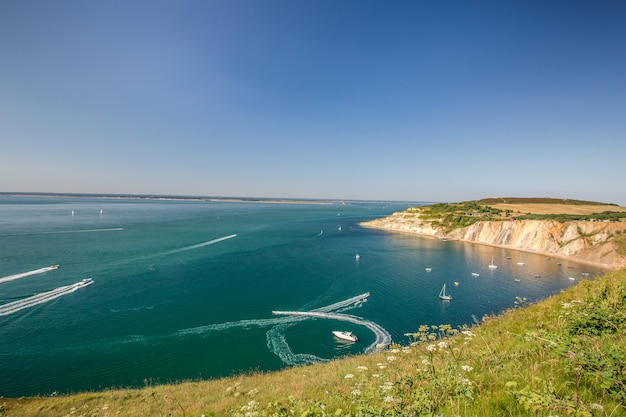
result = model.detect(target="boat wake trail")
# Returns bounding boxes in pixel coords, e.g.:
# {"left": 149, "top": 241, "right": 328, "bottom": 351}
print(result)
{"left": 184, "top": 292, "right": 388, "bottom": 366}
{"left": 0, "top": 265, "right": 58, "bottom": 284}
{"left": 271, "top": 310, "right": 392, "bottom": 355}
{"left": 160, "top": 234, "right": 237, "bottom": 256}
{"left": 105, "top": 292, "right": 389, "bottom": 367}
{"left": 0, "top": 228, "right": 123, "bottom": 236}
{"left": 0, "top": 279, "right": 94, "bottom": 317}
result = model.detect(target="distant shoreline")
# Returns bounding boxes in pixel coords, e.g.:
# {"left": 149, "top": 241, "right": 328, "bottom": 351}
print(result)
{"left": 0, "top": 192, "right": 346, "bottom": 205}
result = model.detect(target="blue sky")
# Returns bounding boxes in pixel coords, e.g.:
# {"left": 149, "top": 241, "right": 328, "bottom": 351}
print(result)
{"left": 1, "top": 1, "right": 625, "bottom": 204}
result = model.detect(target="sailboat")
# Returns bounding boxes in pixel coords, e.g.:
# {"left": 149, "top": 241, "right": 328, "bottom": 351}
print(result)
{"left": 488, "top": 256, "right": 498, "bottom": 269}
{"left": 438, "top": 284, "right": 452, "bottom": 301}
{"left": 517, "top": 253, "right": 525, "bottom": 266}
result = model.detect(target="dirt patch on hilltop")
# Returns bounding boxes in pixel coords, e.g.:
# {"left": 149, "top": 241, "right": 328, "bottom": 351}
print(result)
{"left": 490, "top": 203, "right": 626, "bottom": 216}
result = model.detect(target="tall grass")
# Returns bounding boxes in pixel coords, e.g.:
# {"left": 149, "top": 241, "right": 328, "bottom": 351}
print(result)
{"left": 3, "top": 269, "right": 625, "bottom": 417}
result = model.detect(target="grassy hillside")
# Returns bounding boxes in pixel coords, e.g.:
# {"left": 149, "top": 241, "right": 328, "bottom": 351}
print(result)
{"left": 402, "top": 199, "right": 626, "bottom": 234}
{"left": 3, "top": 268, "right": 625, "bottom": 417}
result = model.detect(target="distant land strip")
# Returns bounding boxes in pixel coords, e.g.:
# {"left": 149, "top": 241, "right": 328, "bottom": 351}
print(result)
{"left": 0, "top": 191, "right": 353, "bottom": 205}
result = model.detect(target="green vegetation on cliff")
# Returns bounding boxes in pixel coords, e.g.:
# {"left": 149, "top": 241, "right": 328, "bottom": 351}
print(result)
{"left": 406, "top": 199, "right": 626, "bottom": 234}
{"left": 4, "top": 268, "right": 625, "bottom": 416}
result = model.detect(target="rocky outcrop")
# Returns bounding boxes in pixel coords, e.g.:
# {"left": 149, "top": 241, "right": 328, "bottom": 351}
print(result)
{"left": 362, "top": 212, "right": 626, "bottom": 269}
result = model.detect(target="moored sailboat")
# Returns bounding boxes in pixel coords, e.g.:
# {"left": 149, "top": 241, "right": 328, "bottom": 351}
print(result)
{"left": 438, "top": 284, "right": 452, "bottom": 301}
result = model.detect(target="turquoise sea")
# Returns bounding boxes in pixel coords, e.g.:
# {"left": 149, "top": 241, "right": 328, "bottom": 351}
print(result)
{"left": 0, "top": 196, "right": 603, "bottom": 397}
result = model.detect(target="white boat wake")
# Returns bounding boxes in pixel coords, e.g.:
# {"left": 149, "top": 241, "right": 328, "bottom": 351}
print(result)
{"left": 0, "top": 228, "right": 123, "bottom": 236}
{"left": 0, "top": 279, "right": 93, "bottom": 317}
{"left": 172, "top": 292, "right": 390, "bottom": 366}
{"left": 271, "top": 310, "right": 392, "bottom": 355}
{"left": 0, "top": 265, "right": 58, "bottom": 284}
{"left": 160, "top": 234, "right": 238, "bottom": 256}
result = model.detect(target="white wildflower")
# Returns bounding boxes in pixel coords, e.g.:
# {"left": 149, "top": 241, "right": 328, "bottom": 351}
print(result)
{"left": 344, "top": 373, "right": 355, "bottom": 379}
{"left": 461, "top": 330, "right": 475, "bottom": 338}
{"left": 381, "top": 381, "right": 393, "bottom": 391}
{"left": 351, "top": 389, "right": 361, "bottom": 396}
{"left": 356, "top": 366, "right": 368, "bottom": 371}
{"left": 461, "top": 365, "right": 474, "bottom": 372}
{"left": 389, "top": 348, "right": 400, "bottom": 353}
{"left": 383, "top": 395, "right": 394, "bottom": 403}
{"left": 426, "top": 344, "right": 437, "bottom": 352}
{"left": 460, "top": 377, "right": 473, "bottom": 386}
{"left": 422, "top": 359, "right": 430, "bottom": 366}
{"left": 437, "top": 341, "right": 448, "bottom": 349}
{"left": 386, "top": 355, "right": 397, "bottom": 362}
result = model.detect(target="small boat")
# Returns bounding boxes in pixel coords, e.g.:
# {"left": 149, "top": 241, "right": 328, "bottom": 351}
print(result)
{"left": 51, "top": 264, "right": 59, "bottom": 270}
{"left": 534, "top": 274, "right": 541, "bottom": 278}
{"left": 338, "top": 226, "right": 342, "bottom": 231}
{"left": 517, "top": 254, "right": 525, "bottom": 266}
{"left": 488, "top": 256, "right": 497, "bottom": 269}
{"left": 438, "top": 284, "right": 452, "bottom": 301}
{"left": 514, "top": 278, "right": 521, "bottom": 282}
{"left": 471, "top": 272, "right": 480, "bottom": 277}
{"left": 355, "top": 254, "right": 361, "bottom": 260}
{"left": 568, "top": 277, "right": 575, "bottom": 281}
{"left": 454, "top": 281, "right": 459, "bottom": 286}
{"left": 333, "top": 331, "right": 358, "bottom": 342}
{"left": 77, "top": 278, "right": 94, "bottom": 288}
{"left": 99, "top": 209, "right": 103, "bottom": 215}
{"left": 425, "top": 267, "right": 432, "bottom": 272}
{"left": 506, "top": 256, "right": 511, "bottom": 259}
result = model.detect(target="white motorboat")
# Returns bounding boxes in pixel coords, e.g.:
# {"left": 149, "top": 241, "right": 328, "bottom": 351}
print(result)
{"left": 332, "top": 331, "right": 358, "bottom": 342}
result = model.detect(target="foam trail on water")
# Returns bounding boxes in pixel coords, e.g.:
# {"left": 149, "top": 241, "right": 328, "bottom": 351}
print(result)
{"left": 160, "top": 234, "right": 237, "bottom": 256}
{"left": 0, "top": 228, "right": 123, "bottom": 236}
{"left": 0, "top": 265, "right": 58, "bottom": 284}
{"left": 271, "top": 310, "right": 392, "bottom": 354}
{"left": 266, "top": 323, "right": 329, "bottom": 366}
{"left": 173, "top": 316, "right": 298, "bottom": 337}
{"left": 0, "top": 280, "right": 93, "bottom": 317}
{"left": 88, "top": 293, "right": 383, "bottom": 366}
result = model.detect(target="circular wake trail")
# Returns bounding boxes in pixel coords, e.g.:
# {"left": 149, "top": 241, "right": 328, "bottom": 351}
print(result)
{"left": 271, "top": 310, "right": 392, "bottom": 354}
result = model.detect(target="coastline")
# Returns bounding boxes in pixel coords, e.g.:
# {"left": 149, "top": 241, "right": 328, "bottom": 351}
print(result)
{"left": 360, "top": 222, "right": 617, "bottom": 271}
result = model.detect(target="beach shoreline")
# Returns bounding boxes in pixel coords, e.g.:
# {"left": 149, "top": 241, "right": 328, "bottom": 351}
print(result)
{"left": 360, "top": 222, "right": 617, "bottom": 271}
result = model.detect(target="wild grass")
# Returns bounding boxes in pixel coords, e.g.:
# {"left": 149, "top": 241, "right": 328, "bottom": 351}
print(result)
{"left": 2, "top": 268, "right": 625, "bottom": 417}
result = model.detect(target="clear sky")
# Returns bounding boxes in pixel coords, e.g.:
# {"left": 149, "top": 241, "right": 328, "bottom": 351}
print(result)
{"left": 1, "top": 1, "right": 625, "bottom": 204}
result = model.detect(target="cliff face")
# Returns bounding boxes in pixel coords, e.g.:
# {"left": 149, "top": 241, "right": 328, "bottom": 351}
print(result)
{"left": 362, "top": 212, "right": 626, "bottom": 269}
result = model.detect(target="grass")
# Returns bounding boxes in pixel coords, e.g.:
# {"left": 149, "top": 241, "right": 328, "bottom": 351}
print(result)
{"left": 2, "top": 268, "right": 625, "bottom": 417}
{"left": 400, "top": 199, "right": 626, "bottom": 235}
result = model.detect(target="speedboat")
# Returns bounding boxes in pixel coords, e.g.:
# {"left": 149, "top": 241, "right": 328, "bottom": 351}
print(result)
{"left": 77, "top": 278, "right": 94, "bottom": 287}
{"left": 332, "top": 331, "right": 358, "bottom": 342}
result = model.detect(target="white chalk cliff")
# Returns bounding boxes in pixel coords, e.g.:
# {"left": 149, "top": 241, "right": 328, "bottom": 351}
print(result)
{"left": 362, "top": 211, "right": 626, "bottom": 269}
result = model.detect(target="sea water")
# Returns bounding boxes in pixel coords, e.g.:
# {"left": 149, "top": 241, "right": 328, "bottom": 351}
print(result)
{"left": 0, "top": 196, "right": 603, "bottom": 397}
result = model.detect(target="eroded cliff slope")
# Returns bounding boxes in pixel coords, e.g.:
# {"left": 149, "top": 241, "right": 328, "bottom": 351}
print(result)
{"left": 362, "top": 210, "right": 626, "bottom": 269}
